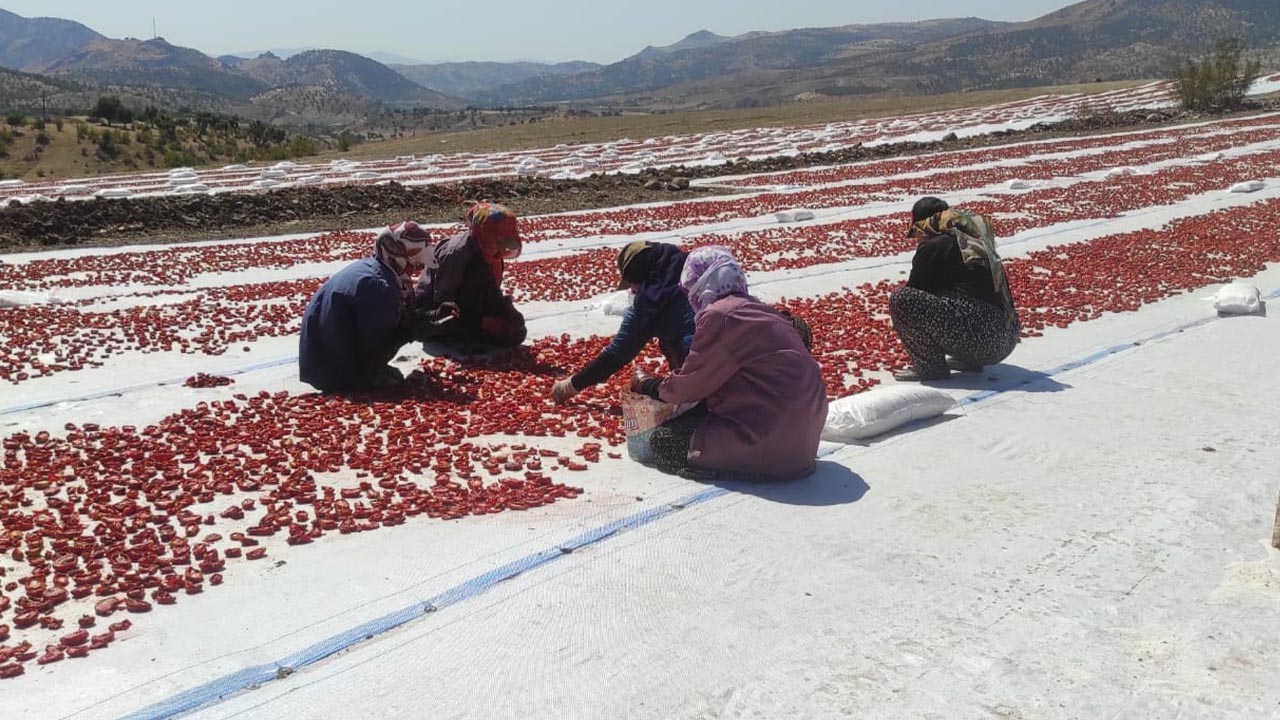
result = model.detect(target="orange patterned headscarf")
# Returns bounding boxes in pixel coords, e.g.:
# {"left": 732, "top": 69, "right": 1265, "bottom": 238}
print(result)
{"left": 466, "top": 202, "right": 522, "bottom": 285}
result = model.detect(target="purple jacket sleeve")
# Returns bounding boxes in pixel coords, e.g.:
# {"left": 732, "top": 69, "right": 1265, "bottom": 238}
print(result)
{"left": 656, "top": 309, "right": 739, "bottom": 405}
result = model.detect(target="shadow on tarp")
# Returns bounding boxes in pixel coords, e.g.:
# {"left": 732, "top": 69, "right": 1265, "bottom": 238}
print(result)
{"left": 712, "top": 461, "right": 869, "bottom": 508}
{"left": 927, "top": 363, "right": 1071, "bottom": 394}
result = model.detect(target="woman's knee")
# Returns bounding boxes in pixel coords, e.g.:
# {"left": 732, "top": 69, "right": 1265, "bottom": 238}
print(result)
{"left": 888, "top": 286, "right": 924, "bottom": 323}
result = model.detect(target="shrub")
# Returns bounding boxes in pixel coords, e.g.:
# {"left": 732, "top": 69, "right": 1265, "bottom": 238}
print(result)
{"left": 1171, "top": 37, "right": 1262, "bottom": 112}
{"left": 93, "top": 96, "right": 134, "bottom": 126}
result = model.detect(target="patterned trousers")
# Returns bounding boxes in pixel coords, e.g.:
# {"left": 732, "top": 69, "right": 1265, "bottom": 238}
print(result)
{"left": 889, "top": 287, "right": 1020, "bottom": 379}
{"left": 649, "top": 404, "right": 710, "bottom": 475}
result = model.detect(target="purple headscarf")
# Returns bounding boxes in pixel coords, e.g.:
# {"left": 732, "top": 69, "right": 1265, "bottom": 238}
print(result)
{"left": 681, "top": 246, "right": 750, "bottom": 315}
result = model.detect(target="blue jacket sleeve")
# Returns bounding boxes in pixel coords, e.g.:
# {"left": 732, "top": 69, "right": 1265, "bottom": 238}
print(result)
{"left": 352, "top": 275, "right": 404, "bottom": 377}
{"left": 571, "top": 305, "right": 652, "bottom": 390}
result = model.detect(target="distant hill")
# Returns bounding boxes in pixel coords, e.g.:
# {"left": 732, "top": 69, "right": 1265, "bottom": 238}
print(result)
{"left": 0, "top": 8, "right": 103, "bottom": 72}
{"left": 482, "top": 19, "right": 1005, "bottom": 104}
{"left": 480, "top": 0, "right": 1280, "bottom": 108}
{"left": 233, "top": 49, "right": 463, "bottom": 108}
{"left": 796, "top": 0, "right": 1280, "bottom": 97}
{"left": 40, "top": 38, "right": 269, "bottom": 100}
{"left": 223, "top": 47, "right": 318, "bottom": 60}
{"left": 633, "top": 30, "right": 755, "bottom": 60}
{"left": 392, "top": 60, "right": 601, "bottom": 100}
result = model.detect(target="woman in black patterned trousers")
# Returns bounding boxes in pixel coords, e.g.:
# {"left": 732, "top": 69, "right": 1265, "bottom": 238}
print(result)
{"left": 890, "top": 197, "right": 1021, "bottom": 382}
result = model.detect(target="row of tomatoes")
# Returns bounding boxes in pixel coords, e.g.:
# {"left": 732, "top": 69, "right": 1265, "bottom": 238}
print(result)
{"left": 725, "top": 114, "right": 1280, "bottom": 188}
{"left": 2, "top": 196, "right": 1278, "bottom": 677}
{"left": 3, "top": 138, "right": 1275, "bottom": 388}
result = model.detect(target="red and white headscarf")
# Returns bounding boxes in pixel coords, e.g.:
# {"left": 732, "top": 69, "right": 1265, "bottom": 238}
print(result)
{"left": 375, "top": 221, "right": 432, "bottom": 301}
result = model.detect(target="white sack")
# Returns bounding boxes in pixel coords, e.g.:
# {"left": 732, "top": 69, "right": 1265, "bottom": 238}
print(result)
{"left": 600, "top": 290, "right": 634, "bottom": 317}
{"left": 0, "top": 291, "right": 64, "bottom": 308}
{"left": 1229, "top": 180, "right": 1265, "bottom": 194}
{"left": 1213, "top": 282, "right": 1264, "bottom": 316}
{"left": 823, "top": 385, "right": 957, "bottom": 442}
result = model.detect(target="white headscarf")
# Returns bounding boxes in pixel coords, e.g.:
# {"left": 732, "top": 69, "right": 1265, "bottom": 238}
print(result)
{"left": 680, "top": 246, "right": 749, "bottom": 315}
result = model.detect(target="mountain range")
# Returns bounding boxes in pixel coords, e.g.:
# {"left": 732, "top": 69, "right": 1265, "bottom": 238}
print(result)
{"left": 0, "top": 0, "right": 1276, "bottom": 124}
{"left": 481, "top": 0, "right": 1280, "bottom": 106}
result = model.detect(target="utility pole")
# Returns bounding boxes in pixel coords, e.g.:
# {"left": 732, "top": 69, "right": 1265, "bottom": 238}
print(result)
{"left": 41, "top": 91, "right": 47, "bottom": 122}
{"left": 152, "top": 18, "right": 157, "bottom": 39}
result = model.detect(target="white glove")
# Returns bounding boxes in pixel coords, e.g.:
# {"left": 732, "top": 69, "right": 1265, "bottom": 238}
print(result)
{"left": 551, "top": 377, "right": 580, "bottom": 404}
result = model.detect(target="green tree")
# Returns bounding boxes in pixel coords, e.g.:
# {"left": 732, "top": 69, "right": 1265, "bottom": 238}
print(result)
{"left": 93, "top": 96, "right": 135, "bottom": 126}
{"left": 5, "top": 114, "right": 25, "bottom": 130}
{"left": 1171, "top": 37, "right": 1262, "bottom": 112}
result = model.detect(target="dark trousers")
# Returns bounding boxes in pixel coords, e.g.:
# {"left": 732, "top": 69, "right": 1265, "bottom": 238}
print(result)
{"left": 649, "top": 404, "right": 710, "bottom": 474}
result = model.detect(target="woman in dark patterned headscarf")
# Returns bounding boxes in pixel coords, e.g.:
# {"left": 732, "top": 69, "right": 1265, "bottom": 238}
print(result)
{"left": 889, "top": 197, "right": 1020, "bottom": 381}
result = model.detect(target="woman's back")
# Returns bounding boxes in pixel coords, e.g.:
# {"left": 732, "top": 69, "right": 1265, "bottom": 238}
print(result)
{"left": 667, "top": 294, "right": 828, "bottom": 478}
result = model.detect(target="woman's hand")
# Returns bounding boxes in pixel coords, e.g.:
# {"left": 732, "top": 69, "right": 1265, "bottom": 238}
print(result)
{"left": 631, "top": 368, "right": 662, "bottom": 399}
{"left": 551, "top": 377, "right": 579, "bottom": 404}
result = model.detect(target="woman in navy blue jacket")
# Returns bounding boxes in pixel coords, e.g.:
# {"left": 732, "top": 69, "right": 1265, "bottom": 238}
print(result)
{"left": 299, "top": 222, "right": 441, "bottom": 392}
{"left": 551, "top": 241, "right": 696, "bottom": 403}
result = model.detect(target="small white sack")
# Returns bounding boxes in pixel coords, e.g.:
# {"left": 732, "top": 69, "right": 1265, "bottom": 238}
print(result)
{"left": 1229, "top": 180, "right": 1265, "bottom": 194}
{"left": 1106, "top": 167, "right": 1138, "bottom": 178}
{"left": 1213, "top": 282, "right": 1264, "bottom": 315}
{"left": 1007, "top": 179, "right": 1035, "bottom": 190}
{"left": 0, "top": 291, "right": 63, "bottom": 308}
{"left": 775, "top": 208, "right": 816, "bottom": 223}
{"left": 822, "top": 385, "right": 957, "bottom": 442}
{"left": 600, "top": 290, "right": 634, "bottom": 317}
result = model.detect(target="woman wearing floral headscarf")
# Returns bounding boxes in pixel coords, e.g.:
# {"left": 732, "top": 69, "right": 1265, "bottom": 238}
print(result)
{"left": 890, "top": 196, "right": 1020, "bottom": 381}
{"left": 300, "top": 221, "right": 436, "bottom": 392}
{"left": 630, "top": 247, "right": 828, "bottom": 479}
{"left": 414, "top": 201, "right": 527, "bottom": 352}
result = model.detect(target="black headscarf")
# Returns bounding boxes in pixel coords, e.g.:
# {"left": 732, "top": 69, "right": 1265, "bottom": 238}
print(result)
{"left": 628, "top": 243, "right": 688, "bottom": 334}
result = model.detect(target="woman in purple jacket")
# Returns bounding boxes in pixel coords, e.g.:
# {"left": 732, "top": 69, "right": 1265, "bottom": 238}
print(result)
{"left": 631, "top": 247, "right": 828, "bottom": 479}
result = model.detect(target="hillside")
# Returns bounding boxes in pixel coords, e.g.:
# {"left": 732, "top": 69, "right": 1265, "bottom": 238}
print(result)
{"left": 231, "top": 49, "right": 463, "bottom": 108}
{"left": 482, "top": 19, "right": 1005, "bottom": 104}
{"left": 247, "top": 85, "right": 386, "bottom": 125}
{"left": 392, "top": 61, "right": 600, "bottom": 101}
{"left": 0, "top": 8, "right": 102, "bottom": 71}
{"left": 859, "top": 0, "right": 1280, "bottom": 91}
{"left": 40, "top": 38, "right": 269, "bottom": 100}
{"left": 0, "top": 66, "right": 89, "bottom": 106}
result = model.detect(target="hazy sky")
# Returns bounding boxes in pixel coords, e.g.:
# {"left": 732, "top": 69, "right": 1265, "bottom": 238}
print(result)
{"left": 7, "top": 1, "right": 1076, "bottom": 64}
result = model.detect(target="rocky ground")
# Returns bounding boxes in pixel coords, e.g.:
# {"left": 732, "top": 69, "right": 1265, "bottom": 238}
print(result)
{"left": 0, "top": 104, "right": 1271, "bottom": 252}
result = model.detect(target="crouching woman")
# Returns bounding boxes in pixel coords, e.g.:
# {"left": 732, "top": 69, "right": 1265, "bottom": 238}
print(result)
{"left": 631, "top": 247, "right": 828, "bottom": 479}
{"left": 299, "top": 221, "right": 433, "bottom": 392}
